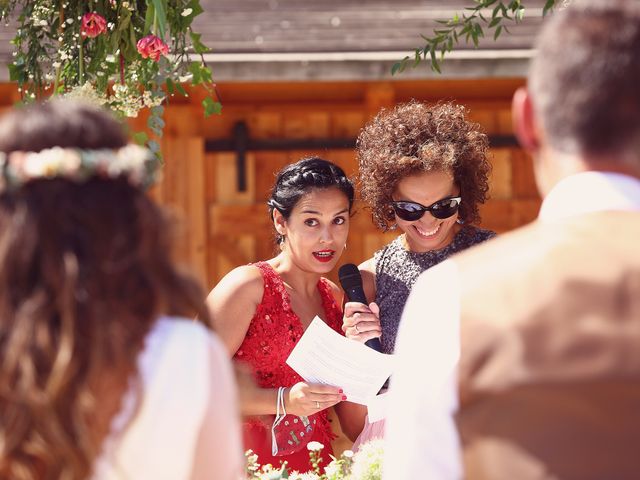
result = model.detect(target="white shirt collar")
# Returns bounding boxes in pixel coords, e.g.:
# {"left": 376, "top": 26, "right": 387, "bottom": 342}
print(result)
{"left": 538, "top": 171, "right": 640, "bottom": 221}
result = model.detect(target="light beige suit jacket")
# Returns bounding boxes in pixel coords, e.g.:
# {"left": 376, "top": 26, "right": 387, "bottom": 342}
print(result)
{"left": 454, "top": 211, "right": 640, "bottom": 479}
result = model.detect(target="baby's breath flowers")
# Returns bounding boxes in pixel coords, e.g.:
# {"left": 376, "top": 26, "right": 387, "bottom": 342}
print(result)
{"left": 1, "top": 0, "right": 221, "bottom": 157}
{"left": 245, "top": 440, "right": 382, "bottom": 480}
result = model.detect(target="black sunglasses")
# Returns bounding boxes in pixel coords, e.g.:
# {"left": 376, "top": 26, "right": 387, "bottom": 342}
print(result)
{"left": 390, "top": 196, "right": 462, "bottom": 221}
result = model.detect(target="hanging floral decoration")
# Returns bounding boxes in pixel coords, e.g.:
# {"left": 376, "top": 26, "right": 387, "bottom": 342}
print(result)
{"left": 0, "top": 0, "right": 220, "bottom": 156}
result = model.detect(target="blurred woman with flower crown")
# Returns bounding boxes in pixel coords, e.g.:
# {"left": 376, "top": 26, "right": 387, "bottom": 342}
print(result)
{"left": 0, "top": 100, "right": 242, "bottom": 480}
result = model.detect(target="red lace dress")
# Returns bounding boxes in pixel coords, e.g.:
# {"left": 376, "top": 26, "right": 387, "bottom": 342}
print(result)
{"left": 235, "top": 261, "right": 344, "bottom": 472}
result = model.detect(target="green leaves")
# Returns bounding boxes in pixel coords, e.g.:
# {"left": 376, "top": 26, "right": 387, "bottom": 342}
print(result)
{"left": 150, "top": 0, "right": 167, "bottom": 38}
{"left": 188, "top": 61, "right": 213, "bottom": 85}
{"left": 202, "top": 97, "right": 222, "bottom": 117}
{"left": 543, "top": 0, "right": 556, "bottom": 16}
{"left": 494, "top": 24, "right": 503, "bottom": 40}
{"left": 147, "top": 105, "right": 165, "bottom": 137}
{"left": 186, "top": 0, "right": 204, "bottom": 19}
{"left": 1, "top": 0, "right": 223, "bottom": 155}
{"left": 392, "top": 0, "right": 557, "bottom": 75}
{"left": 189, "top": 31, "right": 210, "bottom": 54}
{"left": 132, "top": 131, "right": 150, "bottom": 146}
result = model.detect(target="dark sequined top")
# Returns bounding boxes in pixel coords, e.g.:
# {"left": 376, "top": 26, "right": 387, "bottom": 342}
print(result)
{"left": 374, "top": 225, "right": 496, "bottom": 353}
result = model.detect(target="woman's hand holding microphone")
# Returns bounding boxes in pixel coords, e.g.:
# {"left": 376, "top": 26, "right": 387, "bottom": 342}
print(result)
{"left": 342, "top": 301, "right": 382, "bottom": 344}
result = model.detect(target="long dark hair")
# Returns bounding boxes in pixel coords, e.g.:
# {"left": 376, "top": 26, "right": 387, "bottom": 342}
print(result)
{"left": 0, "top": 101, "right": 208, "bottom": 480}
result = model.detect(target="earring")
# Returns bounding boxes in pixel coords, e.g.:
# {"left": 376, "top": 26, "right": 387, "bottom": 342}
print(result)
{"left": 343, "top": 243, "right": 347, "bottom": 251}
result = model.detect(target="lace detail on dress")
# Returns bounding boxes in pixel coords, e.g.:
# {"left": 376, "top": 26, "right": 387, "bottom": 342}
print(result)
{"left": 236, "top": 262, "right": 343, "bottom": 444}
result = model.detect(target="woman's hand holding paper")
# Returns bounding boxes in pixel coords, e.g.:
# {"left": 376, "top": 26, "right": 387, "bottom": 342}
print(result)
{"left": 285, "top": 382, "right": 346, "bottom": 416}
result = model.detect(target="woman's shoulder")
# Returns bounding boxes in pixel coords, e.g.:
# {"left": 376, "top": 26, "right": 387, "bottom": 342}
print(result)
{"left": 372, "top": 236, "right": 405, "bottom": 275}
{"left": 373, "top": 236, "right": 401, "bottom": 260}
{"left": 464, "top": 225, "right": 497, "bottom": 244}
{"left": 141, "top": 318, "right": 231, "bottom": 396}
{"left": 208, "top": 264, "right": 265, "bottom": 303}
{"left": 146, "top": 317, "right": 222, "bottom": 358}
{"left": 318, "top": 278, "right": 345, "bottom": 333}
{"left": 358, "top": 257, "right": 376, "bottom": 275}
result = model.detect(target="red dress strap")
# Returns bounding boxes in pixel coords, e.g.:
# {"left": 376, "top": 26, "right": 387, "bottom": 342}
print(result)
{"left": 317, "top": 277, "right": 344, "bottom": 334}
{"left": 253, "top": 260, "right": 291, "bottom": 310}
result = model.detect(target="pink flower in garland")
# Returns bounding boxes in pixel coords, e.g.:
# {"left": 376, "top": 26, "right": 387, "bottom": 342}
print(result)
{"left": 81, "top": 12, "right": 107, "bottom": 38}
{"left": 136, "top": 35, "right": 170, "bottom": 62}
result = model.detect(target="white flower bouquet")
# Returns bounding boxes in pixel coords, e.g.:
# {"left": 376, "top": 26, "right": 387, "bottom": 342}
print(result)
{"left": 245, "top": 439, "right": 384, "bottom": 480}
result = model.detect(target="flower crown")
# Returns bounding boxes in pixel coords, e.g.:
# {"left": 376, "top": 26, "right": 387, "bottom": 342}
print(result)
{"left": 0, "top": 144, "right": 160, "bottom": 190}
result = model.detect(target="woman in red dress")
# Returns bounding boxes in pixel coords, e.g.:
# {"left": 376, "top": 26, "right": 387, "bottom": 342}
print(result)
{"left": 207, "top": 157, "right": 365, "bottom": 472}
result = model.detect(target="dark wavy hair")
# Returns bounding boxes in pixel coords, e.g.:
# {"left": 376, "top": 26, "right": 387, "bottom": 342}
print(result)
{"left": 357, "top": 100, "right": 491, "bottom": 230}
{"left": 268, "top": 156, "right": 355, "bottom": 244}
{"left": 0, "top": 101, "right": 208, "bottom": 480}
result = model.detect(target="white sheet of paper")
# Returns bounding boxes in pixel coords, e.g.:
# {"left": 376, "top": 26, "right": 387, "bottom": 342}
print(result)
{"left": 286, "top": 316, "right": 394, "bottom": 405}
{"left": 366, "top": 392, "right": 389, "bottom": 423}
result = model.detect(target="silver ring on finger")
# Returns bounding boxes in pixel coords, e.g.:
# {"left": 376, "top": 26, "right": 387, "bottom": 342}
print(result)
{"left": 354, "top": 324, "right": 360, "bottom": 334}
{"left": 316, "top": 401, "right": 320, "bottom": 409}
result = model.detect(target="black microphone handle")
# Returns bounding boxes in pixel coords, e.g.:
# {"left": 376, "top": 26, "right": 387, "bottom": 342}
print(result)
{"left": 344, "top": 286, "right": 367, "bottom": 305}
{"left": 365, "top": 335, "right": 383, "bottom": 352}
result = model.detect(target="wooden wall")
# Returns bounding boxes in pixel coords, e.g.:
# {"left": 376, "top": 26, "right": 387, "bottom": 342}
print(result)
{"left": 0, "top": 79, "right": 541, "bottom": 292}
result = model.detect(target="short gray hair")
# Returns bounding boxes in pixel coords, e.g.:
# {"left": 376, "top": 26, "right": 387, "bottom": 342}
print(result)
{"left": 529, "top": 0, "right": 640, "bottom": 161}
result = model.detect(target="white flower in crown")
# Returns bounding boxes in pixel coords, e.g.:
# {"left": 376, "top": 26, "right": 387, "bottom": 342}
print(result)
{"left": 0, "top": 145, "right": 158, "bottom": 189}
{"left": 23, "top": 147, "right": 82, "bottom": 178}
{"left": 110, "top": 144, "right": 152, "bottom": 183}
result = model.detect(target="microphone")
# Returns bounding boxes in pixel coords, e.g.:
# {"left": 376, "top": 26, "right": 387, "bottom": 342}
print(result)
{"left": 338, "top": 263, "right": 383, "bottom": 353}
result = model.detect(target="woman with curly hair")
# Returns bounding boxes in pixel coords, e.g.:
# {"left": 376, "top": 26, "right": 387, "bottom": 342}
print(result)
{"left": 342, "top": 100, "right": 496, "bottom": 448}
{"left": 0, "top": 100, "right": 242, "bottom": 480}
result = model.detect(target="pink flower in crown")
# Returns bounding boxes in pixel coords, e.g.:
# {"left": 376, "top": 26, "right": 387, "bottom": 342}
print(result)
{"left": 136, "top": 35, "right": 169, "bottom": 62}
{"left": 81, "top": 12, "right": 107, "bottom": 38}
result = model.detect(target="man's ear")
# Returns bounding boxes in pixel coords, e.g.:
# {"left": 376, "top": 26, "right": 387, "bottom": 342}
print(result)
{"left": 512, "top": 87, "right": 540, "bottom": 153}
{"left": 272, "top": 208, "right": 287, "bottom": 236}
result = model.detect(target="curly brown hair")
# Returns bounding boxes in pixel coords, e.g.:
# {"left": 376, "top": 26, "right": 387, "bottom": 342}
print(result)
{"left": 0, "top": 101, "right": 209, "bottom": 480}
{"left": 357, "top": 100, "right": 491, "bottom": 230}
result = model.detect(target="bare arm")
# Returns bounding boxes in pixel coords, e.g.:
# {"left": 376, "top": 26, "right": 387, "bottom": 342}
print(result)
{"left": 206, "top": 266, "right": 281, "bottom": 415}
{"left": 205, "top": 265, "right": 263, "bottom": 356}
{"left": 359, "top": 257, "right": 376, "bottom": 303}
{"left": 334, "top": 401, "right": 367, "bottom": 442}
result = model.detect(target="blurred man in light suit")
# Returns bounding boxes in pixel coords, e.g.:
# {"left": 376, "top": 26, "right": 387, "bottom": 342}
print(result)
{"left": 384, "top": 1, "right": 640, "bottom": 479}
